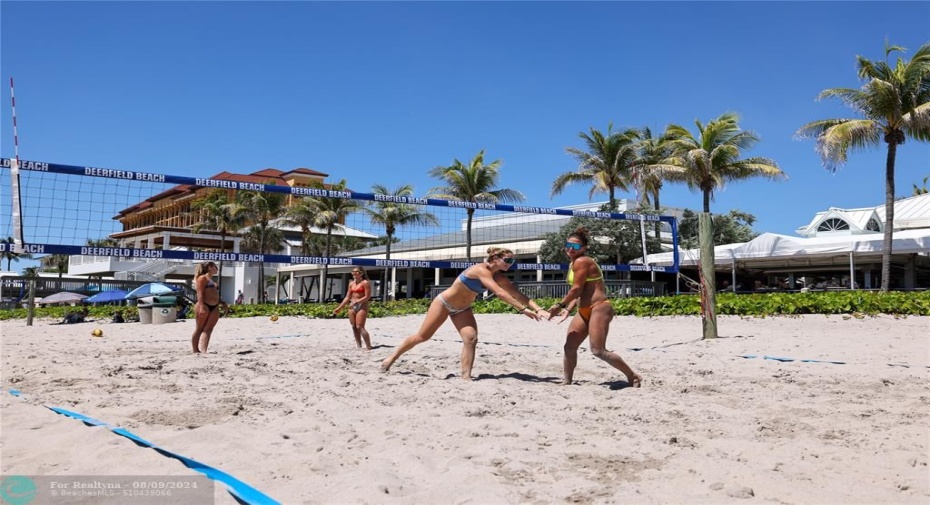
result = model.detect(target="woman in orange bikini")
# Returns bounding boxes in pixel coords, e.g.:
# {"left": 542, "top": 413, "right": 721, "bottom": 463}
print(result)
{"left": 381, "top": 247, "right": 545, "bottom": 380}
{"left": 334, "top": 267, "right": 372, "bottom": 350}
{"left": 547, "top": 227, "right": 642, "bottom": 388}
{"left": 191, "top": 261, "right": 227, "bottom": 353}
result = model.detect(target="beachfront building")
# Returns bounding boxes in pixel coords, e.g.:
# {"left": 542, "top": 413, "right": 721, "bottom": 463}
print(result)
{"left": 639, "top": 193, "right": 930, "bottom": 291}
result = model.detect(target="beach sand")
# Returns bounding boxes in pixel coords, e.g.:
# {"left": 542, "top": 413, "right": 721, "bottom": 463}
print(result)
{"left": 2, "top": 313, "right": 928, "bottom": 504}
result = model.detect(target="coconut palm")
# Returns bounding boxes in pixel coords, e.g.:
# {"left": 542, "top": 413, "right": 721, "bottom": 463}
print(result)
{"left": 364, "top": 184, "right": 440, "bottom": 300}
{"left": 428, "top": 150, "right": 525, "bottom": 262}
{"left": 282, "top": 196, "right": 319, "bottom": 256}
{"left": 303, "top": 179, "right": 363, "bottom": 301}
{"left": 190, "top": 189, "right": 247, "bottom": 293}
{"left": 661, "top": 112, "right": 785, "bottom": 213}
{"left": 796, "top": 42, "right": 930, "bottom": 291}
{"left": 40, "top": 254, "right": 71, "bottom": 278}
{"left": 630, "top": 127, "right": 675, "bottom": 242}
{"left": 551, "top": 124, "right": 641, "bottom": 211}
{"left": 237, "top": 188, "right": 286, "bottom": 303}
{"left": 914, "top": 175, "right": 929, "bottom": 196}
{"left": 1, "top": 236, "right": 32, "bottom": 271}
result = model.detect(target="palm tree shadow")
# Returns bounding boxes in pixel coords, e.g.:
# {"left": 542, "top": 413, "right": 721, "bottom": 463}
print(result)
{"left": 474, "top": 372, "right": 562, "bottom": 384}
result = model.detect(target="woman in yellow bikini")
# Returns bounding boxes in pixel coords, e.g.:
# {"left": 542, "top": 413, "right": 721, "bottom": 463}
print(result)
{"left": 547, "top": 227, "right": 642, "bottom": 388}
{"left": 381, "top": 247, "right": 545, "bottom": 380}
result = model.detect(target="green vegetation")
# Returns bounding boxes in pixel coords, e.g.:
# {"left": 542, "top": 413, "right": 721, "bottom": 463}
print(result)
{"left": 4, "top": 290, "right": 928, "bottom": 322}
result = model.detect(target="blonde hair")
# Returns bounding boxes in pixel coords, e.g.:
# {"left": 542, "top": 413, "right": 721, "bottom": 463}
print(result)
{"left": 485, "top": 246, "right": 514, "bottom": 262}
{"left": 352, "top": 266, "right": 369, "bottom": 280}
{"left": 194, "top": 261, "right": 215, "bottom": 279}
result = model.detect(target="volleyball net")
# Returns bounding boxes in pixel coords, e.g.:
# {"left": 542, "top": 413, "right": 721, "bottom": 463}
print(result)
{"left": 0, "top": 157, "right": 679, "bottom": 274}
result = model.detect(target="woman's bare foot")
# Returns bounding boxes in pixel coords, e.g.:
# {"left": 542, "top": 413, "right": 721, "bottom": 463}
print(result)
{"left": 627, "top": 373, "right": 642, "bottom": 388}
{"left": 380, "top": 359, "right": 393, "bottom": 372}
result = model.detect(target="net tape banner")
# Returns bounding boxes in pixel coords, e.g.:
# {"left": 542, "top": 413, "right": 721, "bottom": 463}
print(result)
{"left": 1, "top": 158, "right": 680, "bottom": 273}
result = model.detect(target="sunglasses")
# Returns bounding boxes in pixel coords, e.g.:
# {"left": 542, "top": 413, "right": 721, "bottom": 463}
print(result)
{"left": 564, "top": 242, "right": 583, "bottom": 251}
{"left": 501, "top": 257, "right": 516, "bottom": 265}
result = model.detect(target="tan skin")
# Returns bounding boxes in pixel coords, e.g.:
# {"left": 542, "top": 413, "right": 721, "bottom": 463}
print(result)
{"left": 333, "top": 270, "right": 372, "bottom": 350}
{"left": 381, "top": 253, "right": 545, "bottom": 380}
{"left": 191, "top": 263, "right": 226, "bottom": 353}
{"left": 547, "top": 238, "right": 642, "bottom": 388}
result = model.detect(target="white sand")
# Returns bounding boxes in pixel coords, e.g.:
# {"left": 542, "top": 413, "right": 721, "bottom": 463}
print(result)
{"left": 2, "top": 313, "right": 928, "bottom": 504}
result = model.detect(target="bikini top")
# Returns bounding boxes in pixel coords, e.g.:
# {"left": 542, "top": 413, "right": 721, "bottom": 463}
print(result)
{"left": 205, "top": 279, "right": 217, "bottom": 289}
{"left": 567, "top": 261, "right": 603, "bottom": 285}
{"left": 457, "top": 273, "right": 485, "bottom": 294}
{"left": 350, "top": 283, "right": 366, "bottom": 294}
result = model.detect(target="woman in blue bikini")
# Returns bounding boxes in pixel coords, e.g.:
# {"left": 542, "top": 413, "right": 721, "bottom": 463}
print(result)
{"left": 191, "top": 261, "right": 226, "bottom": 353}
{"left": 547, "top": 227, "right": 641, "bottom": 388}
{"left": 381, "top": 247, "right": 546, "bottom": 380}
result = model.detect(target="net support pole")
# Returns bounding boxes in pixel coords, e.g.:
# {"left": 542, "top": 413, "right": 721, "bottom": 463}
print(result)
{"left": 698, "top": 213, "right": 717, "bottom": 339}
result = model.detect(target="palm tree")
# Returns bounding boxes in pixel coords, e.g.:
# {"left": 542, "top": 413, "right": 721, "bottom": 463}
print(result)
{"left": 364, "top": 184, "right": 440, "bottom": 300}
{"left": 914, "top": 175, "right": 929, "bottom": 196}
{"left": 192, "top": 189, "right": 247, "bottom": 293}
{"left": 551, "top": 124, "right": 641, "bottom": 211}
{"left": 40, "top": 254, "right": 71, "bottom": 278}
{"left": 282, "top": 196, "right": 319, "bottom": 256}
{"left": 796, "top": 42, "right": 930, "bottom": 291}
{"left": 303, "top": 179, "right": 362, "bottom": 301}
{"left": 661, "top": 112, "right": 785, "bottom": 213}
{"left": 240, "top": 225, "right": 285, "bottom": 303}
{"left": 237, "top": 188, "right": 286, "bottom": 303}
{"left": 429, "top": 150, "right": 525, "bottom": 262}
{"left": 630, "top": 127, "right": 674, "bottom": 242}
{"left": 1, "top": 236, "right": 32, "bottom": 271}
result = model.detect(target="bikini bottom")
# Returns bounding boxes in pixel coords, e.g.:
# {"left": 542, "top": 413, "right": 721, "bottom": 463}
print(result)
{"left": 578, "top": 299, "right": 611, "bottom": 323}
{"left": 437, "top": 294, "right": 472, "bottom": 316}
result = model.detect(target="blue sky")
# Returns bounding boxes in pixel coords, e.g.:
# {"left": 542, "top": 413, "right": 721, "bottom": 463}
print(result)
{"left": 1, "top": 1, "right": 929, "bottom": 269}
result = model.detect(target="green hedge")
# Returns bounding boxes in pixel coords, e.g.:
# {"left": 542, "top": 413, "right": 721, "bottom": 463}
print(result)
{"left": 3, "top": 290, "right": 929, "bottom": 321}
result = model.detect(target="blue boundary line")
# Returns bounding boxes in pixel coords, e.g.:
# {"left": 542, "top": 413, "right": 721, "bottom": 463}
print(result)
{"left": 7, "top": 389, "right": 280, "bottom": 505}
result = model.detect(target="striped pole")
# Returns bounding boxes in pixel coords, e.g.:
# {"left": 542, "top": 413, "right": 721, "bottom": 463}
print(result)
{"left": 9, "top": 77, "right": 25, "bottom": 253}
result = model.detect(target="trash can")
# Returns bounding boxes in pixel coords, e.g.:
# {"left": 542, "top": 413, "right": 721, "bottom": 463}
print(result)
{"left": 137, "top": 304, "right": 153, "bottom": 324}
{"left": 152, "top": 305, "right": 177, "bottom": 324}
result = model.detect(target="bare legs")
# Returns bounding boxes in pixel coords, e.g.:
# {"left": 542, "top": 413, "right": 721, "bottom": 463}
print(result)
{"left": 562, "top": 304, "right": 641, "bottom": 388}
{"left": 381, "top": 299, "right": 477, "bottom": 380}
{"left": 349, "top": 307, "right": 372, "bottom": 350}
{"left": 191, "top": 307, "right": 221, "bottom": 353}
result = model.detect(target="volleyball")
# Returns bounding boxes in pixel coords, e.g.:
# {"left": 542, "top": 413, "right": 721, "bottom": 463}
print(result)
{"left": 91, "top": 328, "right": 103, "bottom": 337}
{"left": 270, "top": 315, "right": 279, "bottom": 322}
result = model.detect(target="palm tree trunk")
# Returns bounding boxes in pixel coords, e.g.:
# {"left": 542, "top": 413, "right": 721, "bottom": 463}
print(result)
{"left": 881, "top": 142, "right": 897, "bottom": 292}
{"left": 383, "top": 236, "right": 393, "bottom": 301}
{"left": 466, "top": 209, "right": 474, "bottom": 262}
{"left": 653, "top": 190, "right": 661, "bottom": 244}
{"left": 322, "top": 231, "right": 332, "bottom": 301}
{"left": 703, "top": 190, "right": 711, "bottom": 214}
{"left": 218, "top": 230, "right": 226, "bottom": 294}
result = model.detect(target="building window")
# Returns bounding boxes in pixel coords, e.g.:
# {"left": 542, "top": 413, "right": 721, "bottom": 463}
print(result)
{"left": 866, "top": 218, "right": 881, "bottom": 232}
{"left": 817, "top": 218, "right": 850, "bottom": 232}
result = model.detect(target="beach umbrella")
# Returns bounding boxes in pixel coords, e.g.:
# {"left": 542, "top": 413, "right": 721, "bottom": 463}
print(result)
{"left": 125, "top": 282, "right": 182, "bottom": 299}
{"left": 85, "top": 289, "right": 129, "bottom": 304}
{"left": 37, "top": 291, "right": 88, "bottom": 305}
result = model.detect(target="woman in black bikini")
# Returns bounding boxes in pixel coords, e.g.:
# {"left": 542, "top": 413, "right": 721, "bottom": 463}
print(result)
{"left": 333, "top": 267, "right": 373, "bottom": 350}
{"left": 381, "top": 247, "right": 545, "bottom": 380}
{"left": 191, "top": 261, "right": 226, "bottom": 353}
{"left": 547, "top": 227, "right": 641, "bottom": 388}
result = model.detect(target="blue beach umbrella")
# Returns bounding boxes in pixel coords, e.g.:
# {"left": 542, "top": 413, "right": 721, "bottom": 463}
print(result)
{"left": 125, "top": 282, "right": 182, "bottom": 299}
{"left": 85, "top": 289, "right": 129, "bottom": 304}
